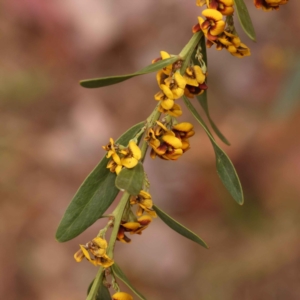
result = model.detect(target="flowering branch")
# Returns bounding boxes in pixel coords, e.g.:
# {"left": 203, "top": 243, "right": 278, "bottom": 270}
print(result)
{"left": 56, "top": 0, "right": 290, "bottom": 299}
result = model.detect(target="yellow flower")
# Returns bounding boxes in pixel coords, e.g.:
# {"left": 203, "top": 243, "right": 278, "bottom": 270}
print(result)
{"left": 120, "top": 140, "right": 142, "bottom": 169}
{"left": 130, "top": 190, "right": 157, "bottom": 217}
{"left": 158, "top": 102, "right": 183, "bottom": 117}
{"left": 74, "top": 237, "right": 114, "bottom": 267}
{"left": 209, "top": 0, "right": 234, "bottom": 15}
{"left": 104, "top": 139, "right": 141, "bottom": 174}
{"left": 112, "top": 292, "right": 133, "bottom": 300}
{"left": 146, "top": 120, "right": 195, "bottom": 160}
{"left": 193, "top": 9, "right": 225, "bottom": 41}
{"left": 254, "top": 0, "right": 288, "bottom": 11}
{"left": 183, "top": 66, "right": 208, "bottom": 98}
{"left": 117, "top": 216, "right": 153, "bottom": 243}
{"left": 172, "top": 122, "right": 195, "bottom": 153}
{"left": 207, "top": 31, "right": 251, "bottom": 58}
{"left": 156, "top": 71, "right": 186, "bottom": 100}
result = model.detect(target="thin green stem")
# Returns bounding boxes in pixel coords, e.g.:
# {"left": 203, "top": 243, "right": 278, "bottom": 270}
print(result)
{"left": 179, "top": 32, "right": 203, "bottom": 75}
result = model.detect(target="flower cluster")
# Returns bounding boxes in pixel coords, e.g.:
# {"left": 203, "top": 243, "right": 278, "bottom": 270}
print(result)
{"left": 154, "top": 51, "right": 186, "bottom": 116}
{"left": 130, "top": 190, "right": 157, "bottom": 217}
{"left": 117, "top": 215, "right": 152, "bottom": 243}
{"left": 183, "top": 65, "right": 208, "bottom": 98}
{"left": 254, "top": 0, "right": 288, "bottom": 11}
{"left": 103, "top": 138, "right": 141, "bottom": 175}
{"left": 146, "top": 120, "right": 194, "bottom": 160}
{"left": 74, "top": 237, "right": 114, "bottom": 268}
{"left": 192, "top": 6, "right": 251, "bottom": 58}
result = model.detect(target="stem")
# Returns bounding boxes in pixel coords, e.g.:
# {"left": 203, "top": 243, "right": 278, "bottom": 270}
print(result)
{"left": 179, "top": 32, "right": 203, "bottom": 75}
{"left": 107, "top": 191, "right": 131, "bottom": 258}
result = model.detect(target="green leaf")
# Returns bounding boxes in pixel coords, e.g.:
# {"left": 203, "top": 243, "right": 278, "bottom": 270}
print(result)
{"left": 192, "top": 36, "right": 230, "bottom": 145}
{"left": 87, "top": 278, "right": 111, "bottom": 300}
{"left": 112, "top": 263, "right": 146, "bottom": 300}
{"left": 234, "top": 0, "right": 256, "bottom": 41}
{"left": 153, "top": 205, "right": 208, "bottom": 249}
{"left": 80, "top": 56, "right": 180, "bottom": 88}
{"left": 196, "top": 94, "right": 230, "bottom": 145}
{"left": 183, "top": 96, "right": 244, "bottom": 205}
{"left": 55, "top": 122, "right": 145, "bottom": 242}
{"left": 115, "top": 162, "right": 144, "bottom": 196}
{"left": 87, "top": 280, "right": 94, "bottom": 295}
{"left": 96, "top": 282, "right": 111, "bottom": 300}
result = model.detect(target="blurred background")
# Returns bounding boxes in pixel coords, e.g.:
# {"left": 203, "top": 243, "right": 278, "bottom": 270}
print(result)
{"left": 1, "top": 0, "right": 300, "bottom": 299}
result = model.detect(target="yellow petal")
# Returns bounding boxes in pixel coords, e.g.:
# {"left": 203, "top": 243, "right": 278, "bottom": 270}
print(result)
{"left": 172, "top": 87, "right": 184, "bottom": 99}
{"left": 161, "top": 98, "right": 174, "bottom": 110}
{"left": 140, "top": 200, "right": 153, "bottom": 211}
{"left": 160, "top": 51, "right": 170, "bottom": 59}
{"left": 194, "top": 65, "right": 206, "bottom": 84}
{"left": 174, "top": 72, "right": 186, "bottom": 89}
{"left": 129, "top": 140, "right": 141, "bottom": 160}
{"left": 115, "top": 165, "right": 123, "bottom": 175}
{"left": 139, "top": 190, "right": 151, "bottom": 199}
{"left": 161, "top": 85, "right": 174, "bottom": 99}
{"left": 219, "top": 0, "right": 234, "bottom": 5}
{"left": 79, "top": 245, "right": 92, "bottom": 262}
{"left": 112, "top": 292, "right": 133, "bottom": 300}
{"left": 92, "top": 237, "right": 107, "bottom": 249}
{"left": 181, "top": 140, "right": 190, "bottom": 151}
{"left": 122, "top": 222, "right": 141, "bottom": 230}
{"left": 74, "top": 249, "right": 84, "bottom": 262}
{"left": 210, "top": 20, "right": 225, "bottom": 36}
{"left": 138, "top": 215, "right": 152, "bottom": 225}
{"left": 173, "top": 122, "right": 194, "bottom": 132}
{"left": 96, "top": 254, "right": 114, "bottom": 268}
{"left": 90, "top": 248, "right": 106, "bottom": 257}
{"left": 112, "top": 153, "right": 121, "bottom": 165}
{"left": 202, "top": 9, "right": 223, "bottom": 21}
{"left": 168, "top": 103, "right": 183, "bottom": 117}
{"left": 154, "top": 91, "right": 165, "bottom": 101}
{"left": 121, "top": 157, "right": 138, "bottom": 168}
{"left": 162, "top": 135, "right": 182, "bottom": 149}
{"left": 156, "top": 121, "right": 168, "bottom": 132}
{"left": 196, "top": 0, "right": 207, "bottom": 6}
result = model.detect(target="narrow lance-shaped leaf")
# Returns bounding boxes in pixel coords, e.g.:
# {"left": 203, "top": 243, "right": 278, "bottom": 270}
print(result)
{"left": 55, "top": 122, "right": 145, "bottom": 242}
{"left": 234, "top": 0, "right": 256, "bottom": 41}
{"left": 80, "top": 56, "right": 180, "bottom": 88}
{"left": 112, "top": 263, "right": 146, "bottom": 300}
{"left": 153, "top": 205, "right": 208, "bottom": 249}
{"left": 192, "top": 36, "right": 230, "bottom": 145}
{"left": 115, "top": 162, "right": 144, "bottom": 196}
{"left": 183, "top": 96, "right": 244, "bottom": 205}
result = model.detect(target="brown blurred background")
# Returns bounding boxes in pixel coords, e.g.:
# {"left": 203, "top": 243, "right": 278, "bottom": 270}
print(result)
{"left": 1, "top": 0, "right": 300, "bottom": 299}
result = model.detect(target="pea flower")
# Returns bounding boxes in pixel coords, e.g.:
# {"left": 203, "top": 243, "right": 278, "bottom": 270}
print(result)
{"left": 117, "top": 216, "right": 153, "bottom": 243}
{"left": 74, "top": 237, "right": 114, "bottom": 268}
{"left": 158, "top": 102, "right": 183, "bottom": 117}
{"left": 103, "top": 139, "right": 141, "bottom": 175}
{"left": 146, "top": 121, "right": 195, "bottom": 160}
{"left": 193, "top": 9, "right": 225, "bottom": 41}
{"left": 183, "top": 65, "right": 208, "bottom": 98}
{"left": 209, "top": 0, "right": 234, "bottom": 15}
{"left": 130, "top": 190, "right": 157, "bottom": 217}
{"left": 254, "top": 0, "right": 288, "bottom": 11}
{"left": 207, "top": 31, "right": 251, "bottom": 58}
